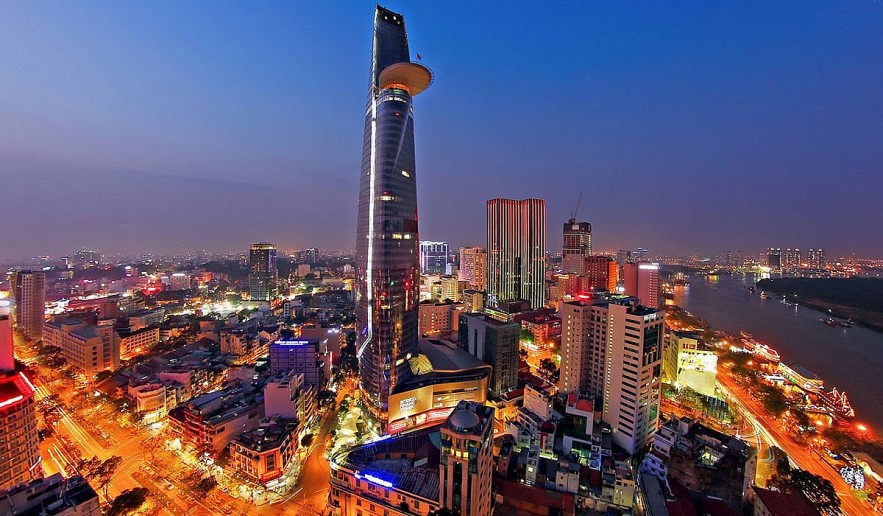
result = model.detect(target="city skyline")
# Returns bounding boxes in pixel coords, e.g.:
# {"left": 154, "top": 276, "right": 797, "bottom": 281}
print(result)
{"left": 3, "top": 2, "right": 883, "bottom": 258}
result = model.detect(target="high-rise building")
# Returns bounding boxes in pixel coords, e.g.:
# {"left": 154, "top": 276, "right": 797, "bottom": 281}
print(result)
{"left": 558, "top": 298, "right": 607, "bottom": 398}
{"left": 766, "top": 248, "right": 782, "bottom": 269}
{"left": 439, "top": 401, "right": 495, "bottom": 515}
{"left": 458, "top": 247, "right": 487, "bottom": 291}
{"left": 607, "top": 259, "right": 620, "bottom": 292}
{"left": 295, "top": 248, "right": 320, "bottom": 264}
{"left": 355, "top": 5, "right": 432, "bottom": 430}
{"left": 621, "top": 262, "right": 660, "bottom": 308}
{"left": 458, "top": 312, "right": 520, "bottom": 398}
{"left": 9, "top": 271, "right": 45, "bottom": 342}
{"left": 558, "top": 298, "right": 664, "bottom": 455}
{"left": 783, "top": 248, "right": 801, "bottom": 269}
{"left": 0, "top": 332, "right": 41, "bottom": 489}
{"left": 249, "top": 243, "right": 278, "bottom": 301}
{"left": 74, "top": 247, "right": 100, "bottom": 267}
{"left": 616, "top": 250, "right": 632, "bottom": 268}
{"left": 807, "top": 248, "right": 826, "bottom": 269}
{"left": 486, "top": 198, "right": 546, "bottom": 309}
{"left": 602, "top": 301, "right": 664, "bottom": 455}
{"left": 633, "top": 248, "right": 649, "bottom": 262}
{"left": 637, "top": 263, "right": 661, "bottom": 309}
{"left": 562, "top": 220, "right": 592, "bottom": 275}
{"left": 0, "top": 301, "right": 14, "bottom": 372}
{"left": 420, "top": 241, "right": 449, "bottom": 275}
{"left": 584, "top": 256, "right": 613, "bottom": 291}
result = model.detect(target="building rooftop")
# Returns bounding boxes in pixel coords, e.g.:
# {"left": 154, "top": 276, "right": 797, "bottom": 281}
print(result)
{"left": 0, "top": 371, "right": 35, "bottom": 405}
{"left": 417, "top": 339, "right": 485, "bottom": 371}
{"left": 395, "top": 339, "right": 491, "bottom": 393}
{"left": 442, "top": 401, "right": 494, "bottom": 436}
{"left": 333, "top": 427, "right": 441, "bottom": 502}
{"left": 0, "top": 473, "right": 98, "bottom": 516}
{"left": 752, "top": 487, "right": 821, "bottom": 516}
{"left": 566, "top": 392, "right": 594, "bottom": 413}
{"left": 235, "top": 419, "right": 297, "bottom": 452}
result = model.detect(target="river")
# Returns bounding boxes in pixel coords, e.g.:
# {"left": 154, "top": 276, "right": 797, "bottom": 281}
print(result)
{"left": 672, "top": 273, "right": 883, "bottom": 431}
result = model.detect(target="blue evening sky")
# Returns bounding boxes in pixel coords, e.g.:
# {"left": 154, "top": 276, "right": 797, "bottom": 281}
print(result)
{"left": 1, "top": 1, "right": 881, "bottom": 259}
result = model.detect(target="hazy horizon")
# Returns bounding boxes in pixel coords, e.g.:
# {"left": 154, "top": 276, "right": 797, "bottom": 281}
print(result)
{"left": 3, "top": 2, "right": 882, "bottom": 260}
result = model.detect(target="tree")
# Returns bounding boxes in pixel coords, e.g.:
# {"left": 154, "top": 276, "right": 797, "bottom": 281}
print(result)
{"left": 756, "top": 385, "right": 789, "bottom": 417}
{"left": 196, "top": 476, "right": 217, "bottom": 493}
{"left": 88, "top": 455, "right": 123, "bottom": 498}
{"left": 108, "top": 487, "right": 149, "bottom": 516}
{"left": 789, "top": 470, "right": 840, "bottom": 515}
{"left": 539, "top": 358, "right": 557, "bottom": 379}
{"left": 520, "top": 328, "right": 534, "bottom": 345}
{"left": 769, "top": 466, "right": 841, "bottom": 515}
{"left": 301, "top": 433, "right": 314, "bottom": 447}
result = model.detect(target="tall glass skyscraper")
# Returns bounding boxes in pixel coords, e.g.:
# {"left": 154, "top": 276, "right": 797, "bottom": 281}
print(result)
{"left": 355, "top": 6, "right": 432, "bottom": 430}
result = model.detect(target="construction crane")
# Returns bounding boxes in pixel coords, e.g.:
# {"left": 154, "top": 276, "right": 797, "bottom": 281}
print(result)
{"left": 568, "top": 192, "right": 583, "bottom": 223}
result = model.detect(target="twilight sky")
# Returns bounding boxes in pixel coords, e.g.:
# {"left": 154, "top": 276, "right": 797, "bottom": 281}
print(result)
{"left": 2, "top": 1, "right": 882, "bottom": 260}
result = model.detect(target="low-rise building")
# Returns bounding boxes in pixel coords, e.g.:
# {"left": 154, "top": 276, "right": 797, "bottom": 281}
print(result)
{"left": 167, "top": 380, "right": 264, "bottom": 455}
{"left": 43, "top": 318, "right": 119, "bottom": 377}
{"left": 386, "top": 339, "right": 491, "bottom": 434}
{"left": 230, "top": 417, "right": 299, "bottom": 485}
{"left": 0, "top": 473, "right": 99, "bottom": 516}
{"left": 264, "top": 370, "right": 317, "bottom": 432}
{"left": 117, "top": 326, "right": 160, "bottom": 361}
{"left": 752, "top": 486, "right": 821, "bottom": 516}
{"left": 128, "top": 380, "right": 185, "bottom": 423}
{"left": 663, "top": 418, "right": 756, "bottom": 511}
{"left": 663, "top": 330, "right": 718, "bottom": 398}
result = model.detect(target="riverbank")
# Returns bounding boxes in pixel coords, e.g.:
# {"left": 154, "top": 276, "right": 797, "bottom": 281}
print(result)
{"left": 757, "top": 277, "right": 883, "bottom": 333}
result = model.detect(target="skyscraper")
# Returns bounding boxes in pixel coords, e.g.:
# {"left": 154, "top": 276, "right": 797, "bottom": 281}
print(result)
{"left": 355, "top": 6, "right": 432, "bottom": 430}
{"left": 420, "top": 241, "right": 449, "bottom": 275}
{"left": 601, "top": 301, "right": 664, "bottom": 455}
{"left": 0, "top": 302, "right": 41, "bottom": 490}
{"left": 248, "top": 243, "right": 278, "bottom": 301}
{"left": 562, "top": 220, "right": 591, "bottom": 275}
{"left": 584, "top": 256, "right": 613, "bottom": 291}
{"left": 558, "top": 297, "right": 664, "bottom": 455}
{"left": 458, "top": 246, "right": 487, "bottom": 291}
{"left": 807, "top": 248, "right": 826, "bottom": 269}
{"left": 9, "top": 271, "right": 45, "bottom": 342}
{"left": 486, "top": 198, "right": 546, "bottom": 309}
{"left": 766, "top": 248, "right": 782, "bottom": 269}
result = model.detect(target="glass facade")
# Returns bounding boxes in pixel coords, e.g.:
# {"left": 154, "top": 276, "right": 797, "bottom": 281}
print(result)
{"left": 355, "top": 6, "right": 427, "bottom": 430}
